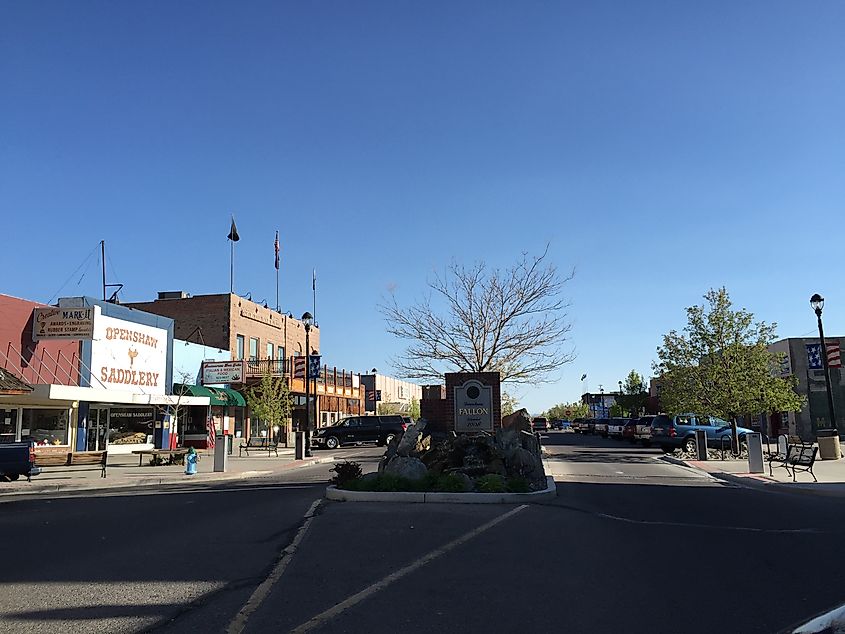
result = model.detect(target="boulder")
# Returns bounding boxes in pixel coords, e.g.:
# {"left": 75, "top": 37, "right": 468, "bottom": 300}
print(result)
{"left": 397, "top": 419, "right": 426, "bottom": 457}
{"left": 501, "top": 408, "right": 532, "bottom": 432}
{"left": 383, "top": 456, "right": 428, "bottom": 481}
{"left": 452, "top": 471, "right": 474, "bottom": 492}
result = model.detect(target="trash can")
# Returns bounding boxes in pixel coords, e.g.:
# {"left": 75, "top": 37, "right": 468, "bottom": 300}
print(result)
{"left": 816, "top": 428, "right": 841, "bottom": 461}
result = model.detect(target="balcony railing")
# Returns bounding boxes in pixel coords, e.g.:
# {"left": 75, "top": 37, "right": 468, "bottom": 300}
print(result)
{"left": 244, "top": 358, "right": 289, "bottom": 377}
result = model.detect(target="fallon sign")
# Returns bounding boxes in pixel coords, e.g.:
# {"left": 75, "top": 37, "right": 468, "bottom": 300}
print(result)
{"left": 454, "top": 379, "right": 494, "bottom": 432}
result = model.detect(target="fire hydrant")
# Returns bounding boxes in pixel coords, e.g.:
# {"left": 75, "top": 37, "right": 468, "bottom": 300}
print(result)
{"left": 185, "top": 447, "right": 198, "bottom": 476}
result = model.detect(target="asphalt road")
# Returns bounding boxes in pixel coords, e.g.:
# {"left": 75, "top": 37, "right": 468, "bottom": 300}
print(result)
{"left": 3, "top": 435, "right": 845, "bottom": 633}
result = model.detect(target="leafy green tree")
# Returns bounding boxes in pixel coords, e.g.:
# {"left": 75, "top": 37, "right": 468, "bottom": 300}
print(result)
{"left": 409, "top": 396, "right": 421, "bottom": 420}
{"left": 246, "top": 372, "right": 293, "bottom": 443}
{"left": 616, "top": 370, "right": 649, "bottom": 417}
{"left": 543, "top": 401, "right": 589, "bottom": 419}
{"left": 501, "top": 392, "right": 519, "bottom": 417}
{"left": 609, "top": 403, "right": 623, "bottom": 418}
{"left": 655, "top": 287, "right": 804, "bottom": 452}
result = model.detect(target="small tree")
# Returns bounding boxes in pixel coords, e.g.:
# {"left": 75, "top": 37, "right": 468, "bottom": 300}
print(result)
{"left": 501, "top": 392, "right": 519, "bottom": 417}
{"left": 381, "top": 248, "right": 575, "bottom": 384}
{"left": 246, "top": 372, "right": 293, "bottom": 444}
{"left": 616, "top": 370, "right": 649, "bottom": 417}
{"left": 543, "top": 401, "right": 589, "bottom": 419}
{"left": 609, "top": 403, "right": 623, "bottom": 418}
{"left": 655, "top": 288, "right": 804, "bottom": 452}
{"left": 408, "top": 396, "right": 421, "bottom": 420}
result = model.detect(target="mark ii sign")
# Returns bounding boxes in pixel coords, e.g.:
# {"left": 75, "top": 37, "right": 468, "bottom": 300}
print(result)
{"left": 454, "top": 379, "right": 493, "bottom": 432}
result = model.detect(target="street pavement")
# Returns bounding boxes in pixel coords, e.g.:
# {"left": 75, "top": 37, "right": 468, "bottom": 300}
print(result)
{"left": 4, "top": 435, "right": 845, "bottom": 633}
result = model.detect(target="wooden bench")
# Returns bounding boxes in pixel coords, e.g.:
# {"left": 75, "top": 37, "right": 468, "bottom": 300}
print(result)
{"left": 239, "top": 436, "right": 279, "bottom": 457}
{"left": 132, "top": 448, "right": 189, "bottom": 467}
{"left": 34, "top": 448, "right": 108, "bottom": 478}
{"left": 768, "top": 438, "right": 818, "bottom": 482}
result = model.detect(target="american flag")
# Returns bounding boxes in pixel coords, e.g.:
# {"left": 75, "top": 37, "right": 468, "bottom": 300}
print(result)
{"left": 293, "top": 356, "right": 306, "bottom": 379}
{"left": 806, "top": 342, "right": 842, "bottom": 369}
{"left": 206, "top": 413, "right": 216, "bottom": 449}
{"left": 274, "top": 231, "right": 280, "bottom": 271}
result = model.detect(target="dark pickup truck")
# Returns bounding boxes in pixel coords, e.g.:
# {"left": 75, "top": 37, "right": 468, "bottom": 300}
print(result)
{"left": 311, "top": 415, "right": 407, "bottom": 450}
{"left": 0, "top": 442, "right": 39, "bottom": 481}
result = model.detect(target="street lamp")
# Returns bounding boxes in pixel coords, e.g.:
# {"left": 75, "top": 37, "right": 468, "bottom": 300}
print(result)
{"left": 618, "top": 380, "right": 623, "bottom": 416}
{"left": 302, "top": 311, "right": 313, "bottom": 458}
{"left": 810, "top": 294, "right": 837, "bottom": 436}
{"left": 599, "top": 385, "right": 605, "bottom": 418}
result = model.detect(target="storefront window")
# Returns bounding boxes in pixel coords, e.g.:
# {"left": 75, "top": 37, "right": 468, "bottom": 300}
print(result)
{"left": 108, "top": 407, "right": 155, "bottom": 446}
{"left": 232, "top": 407, "right": 245, "bottom": 438}
{"left": 0, "top": 409, "right": 18, "bottom": 443}
{"left": 22, "top": 408, "right": 69, "bottom": 446}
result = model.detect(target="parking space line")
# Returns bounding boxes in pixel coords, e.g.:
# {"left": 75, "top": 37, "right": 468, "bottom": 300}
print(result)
{"left": 227, "top": 498, "right": 323, "bottom": 634}
{"left": 290, "top": 504, "right": 529, "bottom": 633}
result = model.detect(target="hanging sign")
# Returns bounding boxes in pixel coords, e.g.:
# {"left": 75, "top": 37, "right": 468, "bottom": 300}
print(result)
{"left": 32, "top": 307, "right": 95, "bottom": 340}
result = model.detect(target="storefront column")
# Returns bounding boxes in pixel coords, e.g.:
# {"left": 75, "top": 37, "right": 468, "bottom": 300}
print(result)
{"left": 75, "top": 402, "right": 87, "bottom": 452}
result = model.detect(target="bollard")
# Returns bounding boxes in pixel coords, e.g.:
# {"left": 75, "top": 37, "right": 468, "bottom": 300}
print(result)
{"left": 214, "top": 433, "right": 228, "bottom": 472}
{"left": 747, "top": 432, "right": 764, "bottom": 473}
{"left": 294, "top": 431, "right": 306, "bottom": 460}
{"left": 695, "top": 429, "right": 708, "bottom": 460}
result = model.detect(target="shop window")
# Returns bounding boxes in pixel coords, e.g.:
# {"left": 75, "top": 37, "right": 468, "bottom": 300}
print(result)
{"left": 277, "top": 345, "right": 285, "bottom": 362}
{"left": 249, "top": 337, "right": 259, "bottom": 361}
{"left": 0, "top": 409, "right": 18, "bottom": 443}
{"left": 108, "top": 408, "right": 156, "bottom": 445}
{"left": 22, "top": 408, "right": 69, "bottom": 446}
{"left": 266, "top": 342, "right": 274, "bottom": 359}
{"left": 232, "top": 407, "right": 245, "bottom": 438}
{"left": 236, "top": 335, "right": 245, "bottom": 360}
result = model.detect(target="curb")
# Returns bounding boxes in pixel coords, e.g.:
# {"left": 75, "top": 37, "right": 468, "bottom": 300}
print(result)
{"left": 657, "top": 455, "right": 845, "bottom": 499}
{"left": 325, "top": 476, "right": 557, "bottom": 504}
{"left": 0, "top": 455, "right": 337, "bottom": 500}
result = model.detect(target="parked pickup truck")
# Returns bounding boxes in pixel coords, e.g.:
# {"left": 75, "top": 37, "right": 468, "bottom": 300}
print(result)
{"left": 311, "top": 415, "right": 408, "bottom": 450}
{"left": 0, "top": 442, "right": 40, "bottom": 481}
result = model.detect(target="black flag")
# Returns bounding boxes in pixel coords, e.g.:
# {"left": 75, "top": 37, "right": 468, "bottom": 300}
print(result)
{"left": 228, "top": 217, "right": 240, "bottom": 242}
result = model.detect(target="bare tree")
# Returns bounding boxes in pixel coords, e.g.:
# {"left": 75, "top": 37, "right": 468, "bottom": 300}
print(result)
{"left": 381, "top": 248, "right": 575, "bottom": 384}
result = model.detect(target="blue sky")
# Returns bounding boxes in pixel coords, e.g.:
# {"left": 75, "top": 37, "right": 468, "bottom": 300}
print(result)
{"left": 2, "top": 1, "right": 844, "bottom": 414}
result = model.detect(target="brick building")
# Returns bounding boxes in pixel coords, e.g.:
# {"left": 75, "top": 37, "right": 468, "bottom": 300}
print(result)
{"left": 127, "top": 292, "right": 364, "bottom": 437}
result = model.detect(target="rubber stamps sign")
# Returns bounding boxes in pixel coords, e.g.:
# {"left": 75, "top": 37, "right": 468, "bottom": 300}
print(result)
{"left": 454, "top": 379, "right": 493, "bottom": 432}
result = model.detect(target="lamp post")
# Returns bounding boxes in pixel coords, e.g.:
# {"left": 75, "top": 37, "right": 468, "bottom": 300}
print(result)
{"left": 599, "top": 385, "right": 605, "bottom": 418}
{"left": 810, "top": 294, "right": 837, "bottom": 434}
{"left": 302, "top": 311, "right": 313, "bottom": 458}
{"left": 618, "top": 380, "right": 623, "bottom": 416}
{"left": 371, "top": 368, "right": 377, "bottom": 416}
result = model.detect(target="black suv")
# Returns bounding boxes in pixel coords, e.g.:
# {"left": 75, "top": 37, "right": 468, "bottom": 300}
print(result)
{"left": 311, "top": 415, "right": 407, "bottom": 450}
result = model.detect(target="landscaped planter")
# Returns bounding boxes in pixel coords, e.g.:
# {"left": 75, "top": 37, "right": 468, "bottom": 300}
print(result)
{"left": 325, "top": 476, "right": 556, "bottom": 504}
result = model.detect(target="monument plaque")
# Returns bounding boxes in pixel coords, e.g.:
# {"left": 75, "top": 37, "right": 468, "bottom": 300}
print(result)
{"left": 454, "top": 379, "right": 494, "bottom": 432}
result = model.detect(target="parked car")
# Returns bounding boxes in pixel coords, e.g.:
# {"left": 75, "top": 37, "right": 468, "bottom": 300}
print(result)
{"left": 635, "top": 415, "right": 655, "bottom": 446}
{"left": 312, "top": 415, "right": 407, "bottom": 450}
{"left": 593, "top": 418, "right": 610, "bottom": 438}
{"left": 571, "top": 418, "right": 587, "bottom": 433}
{"left": 650, "top": 414, "right": 754, "bottom": 453}
{"left": 551, "top": 419, "right": 571, "bottom": 430}
{"left": 622, "top": 418, "right": 638, "bottom": 443}
{"left": 532, "top": 417, "right": 549, "bottom": 432}
{"left": 607, "top": 418, "right": 630, "bottom": 440}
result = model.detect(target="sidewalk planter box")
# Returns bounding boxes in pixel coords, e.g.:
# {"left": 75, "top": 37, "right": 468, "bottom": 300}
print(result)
{"left": 326, "top": 476, "right": 556, "bottom": 504}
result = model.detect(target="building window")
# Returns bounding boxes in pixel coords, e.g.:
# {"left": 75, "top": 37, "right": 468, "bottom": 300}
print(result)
{"left": 277, "top": 345, "right": 285, "bottom": 362}
{"left": 22, "top": 408, "right": 69, "bottom": 446}
{"left": 236, "top": 335, "right": 245, "bottom": 360}
{"left": 249, "top": 337, "right": 259, "bottom": 361}
{"left": 0, "top": 409, "right": 19, "bottom": 443}
{"left": 266, "top": 342, "right": 274, "bottom": 359}
{"left": 107, "top": 407, "right": 155, "bottom": 445}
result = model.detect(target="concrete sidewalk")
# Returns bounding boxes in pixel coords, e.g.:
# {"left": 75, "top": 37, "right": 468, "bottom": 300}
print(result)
{"left": 662, "top": 452, "right": 845, "bottom": 497}
{"left": 0, "top": 449, "right": 337, "bottom": 498}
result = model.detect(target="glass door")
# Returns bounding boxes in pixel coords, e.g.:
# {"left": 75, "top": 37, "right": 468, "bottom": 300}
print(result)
{"left": 86, "top": 408, "right": 109, "bottom": 451}
{"left": 0, "top": 409, "right": 19, "bottom": 443}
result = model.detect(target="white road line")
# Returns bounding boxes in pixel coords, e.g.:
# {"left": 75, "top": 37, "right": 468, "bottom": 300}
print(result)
{"left": 289, "top": 504, "right": 529, "bottom": 634}
{"left": 227, "top": 498, "right": 323, "bottom": 634}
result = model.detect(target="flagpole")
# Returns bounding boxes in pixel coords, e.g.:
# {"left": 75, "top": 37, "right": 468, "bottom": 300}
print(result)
{"left": 276, "top": 267, "right": 279, "bottom": 312}
{"left": 312, "top": 269, "right": 316, "bottom": 325}
{"left": 230, "top": 238, "right": 234, "bottom": 294}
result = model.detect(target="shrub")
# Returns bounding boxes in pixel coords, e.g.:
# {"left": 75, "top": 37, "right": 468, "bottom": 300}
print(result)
{"left": 330, "top": 461, "right": 362, "bottom": 487}
{"left": 475, "top": 474, "right": 507, "bottom": 493}
{"left": 506, "top": 476, "right": 530, "bottom": 493}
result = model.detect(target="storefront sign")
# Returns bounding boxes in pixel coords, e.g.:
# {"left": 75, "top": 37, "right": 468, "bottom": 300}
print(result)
{"left": 32, "top": 307, "right": 94, "bottom": 340}
{"left": 454, "top": 379, "right": 493, "bottom": 432}
{"left": 89, "top": 309, "right": 167, "bottom": 395}
{"left": 202, "top": 361, "right": 245, "bottom": 385}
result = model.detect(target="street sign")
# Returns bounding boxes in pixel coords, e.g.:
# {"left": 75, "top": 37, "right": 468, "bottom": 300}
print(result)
{"left": 565, "top": 409, "right": 572, "bottom": 417}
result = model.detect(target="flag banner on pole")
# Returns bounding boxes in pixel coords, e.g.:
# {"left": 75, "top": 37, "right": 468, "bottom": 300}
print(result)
{"left": 293, "top": 356, "right": 306, "bottom": 379}
{"left": 308, "top": 355, "right": 321, "bottom": 379}
{"left": 312, "top": 268, "right": 316, "bottom": 291}
{"left": 228, "top": 217, "right": 240, "bottom": 242}
{"left": 807, "top": 344, "right": 823, "bottom": 369}
{"left": 580, "top": 373, "right": 587, "bottom": 381}
{"left": 206, "top": 412, "right": 216, "bottom": 448}
{"left": 274, "top": 231, "right": 280, "bottom": 270}
{"left": 827, "top": 341, "right": 842, "bottom": 368}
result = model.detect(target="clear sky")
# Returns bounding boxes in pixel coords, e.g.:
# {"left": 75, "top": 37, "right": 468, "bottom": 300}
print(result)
{"left": 2, "top": 1, "right": 844, "bottom": 415}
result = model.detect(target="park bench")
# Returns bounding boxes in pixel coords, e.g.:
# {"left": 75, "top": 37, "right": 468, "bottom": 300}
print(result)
{"left": 239, "top": 436, "right": 279, "bottom": 457}
{"left": 34, "top": 447, "right": 108, "bottom": 478}
{"left": 768, "top": 436, "right": 818, "bottom": 482}
{"left": 132, "top": 448, "right": 189, "bottom": 467}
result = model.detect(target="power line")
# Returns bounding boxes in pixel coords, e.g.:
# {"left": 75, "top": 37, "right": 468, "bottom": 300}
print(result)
{"left": 46, "top": 242, "right": 101, "bottom": 304}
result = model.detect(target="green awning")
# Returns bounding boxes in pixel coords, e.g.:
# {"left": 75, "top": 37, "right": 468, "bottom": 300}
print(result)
{"left": 174, "top": 384, "right": 246, "bottom": 407}
{"left": 209, "top": 387, "right": 247, "bottom": 407}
